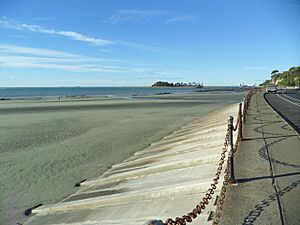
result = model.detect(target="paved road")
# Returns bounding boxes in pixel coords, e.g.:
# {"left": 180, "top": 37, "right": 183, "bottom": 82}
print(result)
{"left": 281, "top": 89, "right": 300, "bottom": 102}
{"left": 264, "top": 89, "right": 300, "bottom": 134}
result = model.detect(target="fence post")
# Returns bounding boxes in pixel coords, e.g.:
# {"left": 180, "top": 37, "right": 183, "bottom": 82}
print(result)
{"left": 238, "top": 103, "right": 243, "bottom": 142}
{"left": 227, "top": 116, "right": 235, "bottom": 184}
{"left": 144, "top": 220, "right": 164, "bottom": 225}
{"left": 243, "top": 97, "right": 246, "bottom": 124}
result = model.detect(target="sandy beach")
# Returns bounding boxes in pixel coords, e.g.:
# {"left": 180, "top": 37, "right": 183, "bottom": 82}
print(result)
{"left": 0, "top": 92, "right": 244, "bottom": 225}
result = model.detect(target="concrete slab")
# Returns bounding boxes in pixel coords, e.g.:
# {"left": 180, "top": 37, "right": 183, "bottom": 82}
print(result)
{"left": 26, "top": 194, "right": 217, "bottom": 225}
{"left": 25, "top": 103, "right": 239, "bottom": 225}
{"left": 219, "top": 92, "right": 300, "bottom": 225}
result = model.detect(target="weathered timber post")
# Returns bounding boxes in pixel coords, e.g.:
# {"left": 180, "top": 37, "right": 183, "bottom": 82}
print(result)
{"left": 243, "top": 97, "right": 246, "bottom": 124}
{"left": 227, "top": 116, "right": 235, "bottom": 184}
{"left": 238, "top": 103, "right": 243, "bottom": 142}
{"left": 144, "top": 220, "right": 164, "bottom": 225}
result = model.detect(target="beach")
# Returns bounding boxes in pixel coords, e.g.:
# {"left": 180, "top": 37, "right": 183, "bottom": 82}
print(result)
{"left": 0, "top": 92, "right": 245, "bottom": 225}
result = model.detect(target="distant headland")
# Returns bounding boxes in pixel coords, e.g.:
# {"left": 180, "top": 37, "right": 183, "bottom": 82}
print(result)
{"left": 260, "top": 66, "right": 300, "bottom": 87}
{"left": 152, "top": 81, "right": 204, "bottom": 88}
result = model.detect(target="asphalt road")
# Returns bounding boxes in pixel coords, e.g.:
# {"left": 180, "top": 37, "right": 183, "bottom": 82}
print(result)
{"left": 264, "top": 89, "right": 300, "bottom": 133}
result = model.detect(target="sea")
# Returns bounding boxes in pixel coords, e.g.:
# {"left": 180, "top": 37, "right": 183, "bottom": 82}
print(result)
{"left": 0, "top": 86, "right": 243, "bottom": 99}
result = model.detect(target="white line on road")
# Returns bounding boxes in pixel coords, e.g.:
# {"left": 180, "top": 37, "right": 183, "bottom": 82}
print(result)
{"left": 276, "top": 93, "right": 300, "bottom": 107}
{"left": 283, "top": 92, "right": 300, "bottom": 102}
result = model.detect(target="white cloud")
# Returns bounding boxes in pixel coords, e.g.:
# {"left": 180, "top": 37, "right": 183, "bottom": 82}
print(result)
{"left": 0, "top": 17, "right": 113, "bottom": 46}
{"left": 0, "top": 55, "right": 129, "bottom": 73}
{"left": 32, "top": 17, "right": 53, "bottom": 21}
{"left": 0, "top": 44, "right": 82, "bottom": 58}
{"left": 106, "top": 9, "right": 173, "bottom": 23}
{"left": 165, "top": 15, "right": 195, "bottom": 24}
{"left": 0, "top": 44, "right": 145, "bottom": 73}
{"left": 10, "top": 34, "right": 27, "bottom": 39}
{"left": 136, "top": 71, "right": 186, "bottom": 80}
{"left": 106, "top": 9, "right": 195, "bottom": 25}
{"left": 0, "top": 45, "right": 190, "bottom": 81}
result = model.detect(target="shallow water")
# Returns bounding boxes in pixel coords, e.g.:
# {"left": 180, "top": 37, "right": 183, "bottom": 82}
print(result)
{"left": 0, "top": 86, "right": 242, "bottom": 99}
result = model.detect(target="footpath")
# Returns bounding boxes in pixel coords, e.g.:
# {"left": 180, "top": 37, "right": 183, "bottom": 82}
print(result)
{"left": 220, "top": 92, "right": 300, "bottom": 225}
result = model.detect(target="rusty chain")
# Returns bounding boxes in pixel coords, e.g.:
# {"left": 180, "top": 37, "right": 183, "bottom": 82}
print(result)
{"left": 213, "top": 167, "right": 228, "bottom": 225}
{"left": 238, "top": 88, "right": 255, "bottom": 130}
{"left": 213, "top": 89, "right": 256, "bottom": 224}
{"left": 233, "top": 110, "right": 241, "bottom": 131}
{"left": 243, "top": 88, "right": 255, "bottom": 124}
{"left": 160, "top": 89, "right": 257, "bottom": 225}
{"left": 163, "top": 124, "right": 231, "bottom": 225}
{"left": 214, "top": 88, "right": 256, "bottom": 224}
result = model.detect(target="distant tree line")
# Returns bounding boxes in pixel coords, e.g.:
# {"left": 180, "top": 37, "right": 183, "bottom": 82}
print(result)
{"left": 260, "top": 66, "right": 300, "bottom": 87}
{"left": 152, "top": 81, "right": 204, "bottom": 88}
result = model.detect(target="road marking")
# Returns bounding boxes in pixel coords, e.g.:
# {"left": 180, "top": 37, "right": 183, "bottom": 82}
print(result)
{"left": 283, "top": 92, "right": 300, "bottom": 102}
{"left": 276, "top": 93, "right": 300, "bottom": 107}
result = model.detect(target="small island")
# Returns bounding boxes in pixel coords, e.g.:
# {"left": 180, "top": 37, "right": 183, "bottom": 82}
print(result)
{"left": 152, "top": 81, "right": 204, "bottom": 88}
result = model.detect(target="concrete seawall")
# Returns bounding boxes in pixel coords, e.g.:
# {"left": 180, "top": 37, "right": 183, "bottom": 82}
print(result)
{"left": 25, "top": 103, "right": 239, "bottom": 225}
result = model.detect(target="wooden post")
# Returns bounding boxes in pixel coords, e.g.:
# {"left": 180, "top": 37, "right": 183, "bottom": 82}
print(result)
{"left": 227, "top": 116, "right": 235, "bottom": 184}
{"left": 243, "top": 97, "right": 247, "bottom": 124}
{"left": 144, "top": 220, "right": 164, "bottom": 225}
{"left": 238, "top": 103, "right": 243, "bottom": 142}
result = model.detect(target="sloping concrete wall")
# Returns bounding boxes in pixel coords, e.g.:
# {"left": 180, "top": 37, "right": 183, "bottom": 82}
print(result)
{"left": 25, "top": 103, "right": 239, "bottom": 225}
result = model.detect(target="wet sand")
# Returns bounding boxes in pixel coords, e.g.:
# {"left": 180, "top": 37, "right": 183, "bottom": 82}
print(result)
{"left": 0, "top": 92, "right": 244, "bottom": 225}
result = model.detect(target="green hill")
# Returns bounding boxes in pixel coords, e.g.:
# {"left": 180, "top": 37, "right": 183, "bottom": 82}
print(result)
{"left": 260, "top": 66, "right": 300, "bottom": 87}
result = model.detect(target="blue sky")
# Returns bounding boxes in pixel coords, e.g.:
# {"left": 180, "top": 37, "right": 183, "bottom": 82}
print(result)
{"left": 0, "top": 0, "right": 299, "bottom": 87}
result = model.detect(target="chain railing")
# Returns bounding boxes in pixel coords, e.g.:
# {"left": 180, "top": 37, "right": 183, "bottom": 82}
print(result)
{"left": 213, "top": 88, "right": 256, "bottom": 225}
{"left": 162, "top": 121, "right": 231, "bottom": 225}
{"left": 145, "top": 89, "right": 256, "bottom": 225}
{"left": 243, "top": 88, "right": 256, "bottom": 124}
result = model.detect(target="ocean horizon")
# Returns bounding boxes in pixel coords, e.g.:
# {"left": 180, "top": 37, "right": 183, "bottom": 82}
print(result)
{"left": 0, "top": 86, "right": 243, "bottom": 99}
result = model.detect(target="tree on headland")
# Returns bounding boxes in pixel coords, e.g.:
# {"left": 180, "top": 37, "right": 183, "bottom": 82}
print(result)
{"left": 152, "top": 81, "right": 203, "bottom": 88}
{"left": 260, "top": 66, "right": 300, "bottom": 87}
{"left": 271, "top": 70, "right": 279, "bottom": 75}
{"left": 152, "top": 81, "right": 174, "bottom": 87}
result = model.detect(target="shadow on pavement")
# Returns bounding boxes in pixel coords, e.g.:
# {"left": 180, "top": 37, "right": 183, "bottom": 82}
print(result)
{"left": 242, "top": 179, "right": 300, "bottom": 225}
{"left": 243, "top": 134, "right": 298, "bottom": 141}
{"left": 258, "top": 137, "right": 300, "bottom": 169}
{"left": 236, "top": 172, "right": 300, "bottom": 184}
